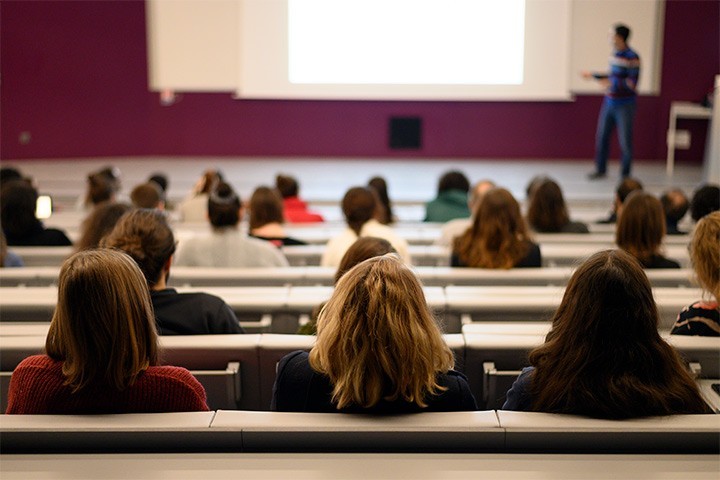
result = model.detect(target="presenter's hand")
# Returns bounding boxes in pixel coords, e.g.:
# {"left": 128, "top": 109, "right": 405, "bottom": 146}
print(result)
{"left": 581, "top": 71, "right": 594, "bottom": 80}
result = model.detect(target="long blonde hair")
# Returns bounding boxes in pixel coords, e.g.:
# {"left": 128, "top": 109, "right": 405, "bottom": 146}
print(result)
{"left": 690, "top": 211, "right": 720, "bottom": 300}
{"left": 309, "top": 255, "right": 454, "bottom": 409}
{"left": 46, "top": 249, "right": 159, "bottom": 393}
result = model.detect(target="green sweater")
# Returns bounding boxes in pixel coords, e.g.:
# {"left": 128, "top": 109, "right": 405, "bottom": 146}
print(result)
{"left": 424, "top": 189, "right": 470, "bottom": 222}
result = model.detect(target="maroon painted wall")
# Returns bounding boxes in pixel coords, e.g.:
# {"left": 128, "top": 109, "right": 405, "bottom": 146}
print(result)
{"left": 1, "top": 0, "right": 717, "bottom": 161}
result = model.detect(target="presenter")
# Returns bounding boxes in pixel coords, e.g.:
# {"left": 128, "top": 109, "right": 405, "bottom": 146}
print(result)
{"left": 583, "top": 24, "right": 640, "bottom": 180}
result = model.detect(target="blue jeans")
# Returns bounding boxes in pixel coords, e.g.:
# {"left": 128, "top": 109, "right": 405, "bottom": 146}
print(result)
{"left": 594, "top": 98, "right": 636, "bottom": 176}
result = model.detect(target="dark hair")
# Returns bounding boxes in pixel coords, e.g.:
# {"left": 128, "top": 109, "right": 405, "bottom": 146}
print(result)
{"left": 1, "top": 180, "right": 40, "bottom": 238}
{"left": 76, "top": 202, "right": 132, "bottom": 251}
{"left": 660, "top": 188, "right": 689, "bottom": 224}
{"left": 616, "top": 177, "right": 643, "bottom": 204}
{"left": 249, "top": 186, "right": 284, "bottom": 230}
{"left": 334, "top": 237, "right": 396, "bottom": 284}
{"left": 195, "top": 170, "right": 223, "bottom": 196}
{"left": 438, "top": 171, "right": 470, "bottom": 194}
{"left": 616, "top": 191, "right": 666, "bottom": 264}
{"left": 527, "top": 249, "right": 709, "bottom": 418}
{"left": 454, "top": 188, "right": 531, "bottom": 269}
{"left": 690, "top": 184, "right": 720, "bottom": 221}
{"left": 0, "top": 167, "right": 23, "bottom": 185}
{"left": 148, "top": 173, "right": 168, "bottom": 193}
{"left": 208, "top": 182, "right": 241, "bottom": 228}
{"left": 368, "top": 176, "right": 394, "bottom": 225}
{"left": 130, "top": 182, "right": 163, "bottom": 209}
{"left": 101, "top": 209, "right": 176, "bottom": 287}
{"left": 614, "top": 23, "right": 631, "bottom": 42}
{"left": 527, "top": 178, "right": 570, "bottom": 232}
{"left": 342, "top": 187, "right": 377, "bottom": 236}
{"left": 525, "top": 175, "right": 550, "bottom": 201}
{"left": 276, "top": 174, "right": 299, "bottom": 198}
{"left": 85, "top": 167, "right": 121, "bottom": 207}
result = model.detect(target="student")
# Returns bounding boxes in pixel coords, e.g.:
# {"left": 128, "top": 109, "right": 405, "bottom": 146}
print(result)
{"left": 436, "top": 179, "right": 495, "bottom": 247}
{"left": 130, "top": 182, "right": 164, "bottom": 210}
{"left": 671, "top": 211, "right": 720, "bottom": 336}
{"left": 178, "top": 169, "right": 223, "bottom": 222}
{"left": 276, "top": 174, "right": 324, "bottom": 223}
{"left": 616, "top": 191, "right": 680, "bottom": 268}
{"left": 80, "top": 166, "right": 122, "bottom": 210}
{"left": 452, "top": 187, "right": 541, "bottom": 268}
{"left": 321, "top": 187, "right": 410, "bottom": 267}
{"left": 527, "top": 178, "right": 589, "bottom": 233}
{"left": 690, "top": 184, "right": 720, "bottom": 222}
{"left": 503, "top": 249, "right": 710, "bottom": 418}
{"left": 597, "top": 177, "right": 643, "bottom": 224}
{"left": 368, "top": 176, "right": 395, "bottom": 225}
{"left": 272, "top": 255, "right": 477, "bottom": 412}
{"left": 75, "top": 202, "right": 132, "bottom": 251}
{"left": 102, "top": 209, "right": 243, "bottom": 335}
{"left": 174, "top": 182, "right": 289, "bottom": 268}
{"left": 1, "top": 180, "right": 72, "bottom": 247}
{"left": 424, "top": 170, "right": 471, "bottom": 222}
{"left": 660, "top": 188, "right": 689, "bottom": 235}
{"left": 248, "top": 186, "right": 306, "bottom": 247}
{"left": 5, "top": 249, "right": 209, "bottom": 414}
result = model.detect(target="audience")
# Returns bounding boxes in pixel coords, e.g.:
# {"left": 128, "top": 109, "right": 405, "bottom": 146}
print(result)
{"left": 174, "top": 182, "right": 289, "bottom": 267}
{"left": 5, "top": 249, "right": 209, "bottom": 414}
{"left": 671, "top": 211, "right": 720, "bottom": 336}
{"left": 102, "top": 209, "right": 243, "bottom": 335}
{"left": 272, "top": 255, "right": 477, "bottom": 412}
{"left": 248, "top": 186, "right": 306, "bottom": 247}
{"left": 436, "top": 179, "right": 495, "bottom": 247}
{"left": 660, "top": 188, "right": 689, "bottom": 235}
{"left": 75, "top": 202, "right": 132, "bottom": 251}
{"left": 690, "top": 184, "right": 720, "bottom": 222}
{"left": 1, "top": 180, "right": 72, "bottom": 247}
{"left": 527, "top": 178, "right": 589, "bottom": 233}
{"left": 276, "top": 174, "right": 324, "bottom": 223}
{"left": 616, "top": 191, "right": 680, "bottom": 268}
{"left": 598, "top": 177, "right": 643, "bottom": 224}
{"left": 178, "top": 169, "right": 223, "bottom": 222}
{"left": 368, "top": 176, "right": 394, "bottom": 225}
{"left": 80, "top": 166, "right": 121, "bottom": 210}
{"left": 130, "top": 182, "right": 164, "bottom": 210}
{"left": 424, "top": 170, "right": 471, "bottom": 222}
{"left": 452, "top": 188, "right": 541, "bottom": 268}
{"left": 503, "top": 249, "right": 711, "bottom": 418}
{"left": 321, "top": 186, "right": 410, "bottom": 267}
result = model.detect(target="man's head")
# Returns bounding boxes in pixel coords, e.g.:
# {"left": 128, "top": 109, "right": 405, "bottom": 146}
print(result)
{"left": 611, "top": 23, "right": 631, "bottom": 49}
{"left": 660, "top": 188, "right": 689, "bottom": 226}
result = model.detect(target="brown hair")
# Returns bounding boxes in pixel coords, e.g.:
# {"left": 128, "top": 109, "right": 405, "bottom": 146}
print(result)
{"left": 84, "top": 167, "right": 121, "bottom": 207}
{"left": 45, "top": 249, "right": 159, "bottom": 393}
{"left": 368, "top": 177, "right": 394, "bottom": 225}
{"left": 0, "top": 180, "right": 41, "bottom": 238}
{"left": 334, "top": 237, "right": 396, "bottom": 283}
{"left": 342, "top": 187, "right": 377, "bottom": 236}
{"left": 690, "top": 211, "right": 720, "bottom": 299}
{"left": 249, "top": 186, "right": 284, "bottom": 230}
{"left": 526, "top": 249, "right": 709, "bottom": 418}
{"left": 309, "top": 256, "right": 454, "bottom": 409}
{"left": 616, "top": 191, "right": 666, "bottom": 264}
{"left": 527, "top": 178, "right": 570, "bottom": 232}
{"left": 275, "top": 174, "right": 298, "bottom": 198}
{"left": 101, "top": 209, "right": 176, "bottom": 287}
{"left": 453, "top": 188, "right": 531, "bottom": 268}
{"left": 130, "top": 182, "right": 163, "bottom": 209}
{"left": 76, "top": 202, "right": 132, "bottom": 252}
{"left": 208, "top": 182, "right": 241, "bottom": 228}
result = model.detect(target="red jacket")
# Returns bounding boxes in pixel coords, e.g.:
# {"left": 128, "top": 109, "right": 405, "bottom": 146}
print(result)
{"left": 5, "top": 355, "right": 209, "bottom": 414}
{"left": 283, "top": 197, "right": 324, "bottom": 223}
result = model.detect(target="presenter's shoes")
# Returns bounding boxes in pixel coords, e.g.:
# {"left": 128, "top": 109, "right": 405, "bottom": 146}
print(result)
{"left": 587, "top": 171, "right": 607, "bottom": 180}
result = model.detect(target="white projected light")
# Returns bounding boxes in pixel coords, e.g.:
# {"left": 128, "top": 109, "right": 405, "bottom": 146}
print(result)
{"left": 288, "top": 0, "right": 525, "bottom": 85}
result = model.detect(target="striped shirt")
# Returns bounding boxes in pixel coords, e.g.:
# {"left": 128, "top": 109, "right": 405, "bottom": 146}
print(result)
{"left": 594, "top": 47, "right": 640, "bottom": 103}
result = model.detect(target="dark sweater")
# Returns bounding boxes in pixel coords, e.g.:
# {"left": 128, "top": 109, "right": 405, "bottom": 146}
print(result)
{"left": 451, "top": 241, "right": 541, "bottom": 268}
{"left": 151, "top": 288, "right": 243, "bottom": 335}
{"left": 4, "top": 222, "right": 72, "bottom": 247}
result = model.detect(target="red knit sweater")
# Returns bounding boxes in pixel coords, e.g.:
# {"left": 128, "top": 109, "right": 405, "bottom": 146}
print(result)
{"left": 5, "top": 355, "right": 209, "bottom": 414}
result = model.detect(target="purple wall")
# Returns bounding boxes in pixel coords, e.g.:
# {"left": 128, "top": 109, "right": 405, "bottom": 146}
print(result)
{"left": 1, "top": 0, "right": 717, "bottom": 161}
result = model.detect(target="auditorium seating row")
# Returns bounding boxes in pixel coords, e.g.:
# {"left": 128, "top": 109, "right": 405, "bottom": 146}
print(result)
{"left": 0, "top": 284, "right": 702, "bottom": 331}
{"left": 10, "top": 242, "right": 692, "bottom": 267}
{"left": 2, "top": 409, "right": 718, "bottom": 454}
{"left": 2, "top": 328, "right": 718, "bottom": 413}
{"left": 1, "top": 265, "right": 696, "bottom": 288}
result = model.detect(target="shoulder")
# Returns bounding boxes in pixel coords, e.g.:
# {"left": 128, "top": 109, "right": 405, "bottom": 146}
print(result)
{"left": 277, "top": 350, "right": 312, "bottom": 377}
{"left": 15, "top": 354, "right": 58, "bottom": 371}
{"left": 144, "top": 366, "right": 206, "bottom": 393}
{"left": 502, "top": 366, "right": 535, "bottom": 411}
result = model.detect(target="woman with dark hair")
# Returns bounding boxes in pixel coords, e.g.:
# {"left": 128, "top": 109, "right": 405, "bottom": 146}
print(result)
{"left": 526, "top": 178, "right": 589, "bottom": 233}
{"left": 368, "top": 176, "right": 394, "bottom": 225}
{"left": 102, "top": 209, "right": 243, "bottom": 335}
{"left": 248, "top": 186, "right": 306, "bottom": 247}
{"left": 321, "top": 187, "right": 410, "bottom": 267}
{"left": 5, "top": 249, "right": 208, "bottom": 414}
{"left": 81, "top": 166, "right": 121, "bottom": 210}
{"left": 273, "top": 255, "right": 476, "bottom": 412}
{"left": 175, "top": 182, "right": 288, "bottom": 267}
{"left": 616, "top": 191, "right": 680, "bottom": 268}
{"left": 75, "top": 202, "right": 132, "bottom": 251}
{"left": 452, "top": 188, "right": 541, "bottom": 268}
{"left": 503, "top": 249, "right": 710, "bottom": 418}
{"left": 1, "top": 180, "right": 72, "bottom": 247}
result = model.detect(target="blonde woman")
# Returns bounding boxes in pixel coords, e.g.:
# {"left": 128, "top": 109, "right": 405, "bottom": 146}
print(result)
{"left": 272, "top": 255, "right": 476, "bottom": 412}
{"left": 671, "top": 211, "right": 720, "bottom": 336}
{"left": 5, "top": 249, "right": 209, "bottom": 414}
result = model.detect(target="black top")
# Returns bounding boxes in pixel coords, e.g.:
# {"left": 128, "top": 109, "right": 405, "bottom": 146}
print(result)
{"left": 271, "top": 350, "right": 477, "bottom": 413}
{"left": 150, "top": 288, "right": 243, "bottom": 335}
{"left": 641, "top": 254, "right": 681, "bottom": 269}
{"left": 451, "top": 241, "right": 541, "bottom": 268}
{"left": 249, "top": 234, "right": 306, "bottom": 248}
{"left": 4, "top": 223, "right": 72, "bottom": 247}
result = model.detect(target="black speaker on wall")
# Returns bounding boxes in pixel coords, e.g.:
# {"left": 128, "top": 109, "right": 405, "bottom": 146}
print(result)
{"left": 389, "top": 116, "right": 422, "bottom": 149}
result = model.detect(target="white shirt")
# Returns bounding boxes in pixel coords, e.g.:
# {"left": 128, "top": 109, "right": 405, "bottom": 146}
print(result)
{"left": 435, "top": 217, "right": 472, "bottom": 247}
{"left": 320, "top": 219, "right": 411, "bottom": 267}
{"left": 174, "top": 228, "right": 289, "bottom": 268}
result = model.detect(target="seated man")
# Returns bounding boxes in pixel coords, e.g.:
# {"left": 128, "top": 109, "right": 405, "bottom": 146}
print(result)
{"left": 424, "top": 170, "right": 471, "bottom": 223}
